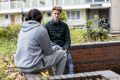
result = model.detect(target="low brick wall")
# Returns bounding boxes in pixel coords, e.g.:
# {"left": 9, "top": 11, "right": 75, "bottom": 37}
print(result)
{"left": 70, "top": 41, "right": 120, "bottom": 73}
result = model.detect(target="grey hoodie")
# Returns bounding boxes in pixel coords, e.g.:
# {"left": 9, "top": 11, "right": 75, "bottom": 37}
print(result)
{"left": 14, "top": 20, "right": 55, "bottom": 73}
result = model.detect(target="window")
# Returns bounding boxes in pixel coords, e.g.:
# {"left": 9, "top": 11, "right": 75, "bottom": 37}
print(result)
{"left": 2, "top": 1, "right": 10, "bottom": 9}
{"left": 5, "top": 15, "right": 8, "bottom": 19}
{"left": 24, "top": 0, "right": 30, "bottom": 8}
{"left": 94, "top": 0, "right": 105, "bottom": 2}
{"left": 47, "top": 12, "right": 51, "bottom": 17}
{"left": 46, "top": 0, "right": 52, "bottom": 6}
{"left": 0, "top": 3, "right": 1, "bottom": 9}
{"left": 106, "top": 0, "right": 110, "bottom": 2}
{"left": 10, "top": 0, "right": 15, "bottom": 1}
{"left": 32, "top": 0, "right": 39, "bottom": 7}
{"left": 64, "top": 0, "right": 71, "bottom": 5}
{"left": 3, "top": 0, "right": 8, "bottom": 2}
{"left": 73, "top": 0, "right": 81, "bottom": 5}
{"left": 86, "top": 0, "right": 92, "bottom": 3}
{"left": 67, "top": 11, "right": 70, "bottom": 20}
{"left": 67, "top": 11, "right": 80, "bottom": 20}
{"left": 57, "top": 0, "right": 63, "bottom": 5}
{"left": 10, "top": 1, "right": 16, "bottom": 9}
{"left": 71, "top": 11, "right": 76, "bottom": 20}
{"left": 16, "top": 0, "right": 23, "bottom": 8}
{"left": 76, "top": 11, "right": 80, "bottom": 19}
{"left": 10, "top": 15, "right": 15, "bottom": 23}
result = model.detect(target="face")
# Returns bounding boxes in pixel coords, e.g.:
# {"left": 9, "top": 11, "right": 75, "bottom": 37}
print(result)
{"left": 52, "top": 10, "right": 61, "bottom": 22}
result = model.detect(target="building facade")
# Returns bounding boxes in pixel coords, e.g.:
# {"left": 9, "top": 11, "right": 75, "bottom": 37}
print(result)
{"left": 0, "top": 0, "right": 116, "bottom": 32}
{"left": 110, "top": 0, "right": 120, "bottom": 33}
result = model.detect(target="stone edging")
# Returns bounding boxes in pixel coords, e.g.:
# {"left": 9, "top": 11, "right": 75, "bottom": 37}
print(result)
{"left": 70, "top": 41, "right": 120, "bottom": 49}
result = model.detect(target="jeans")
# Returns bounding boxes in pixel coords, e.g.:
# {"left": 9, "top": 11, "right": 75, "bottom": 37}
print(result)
{"left": 65, "top": 53, "right": 74, "bottom": 74}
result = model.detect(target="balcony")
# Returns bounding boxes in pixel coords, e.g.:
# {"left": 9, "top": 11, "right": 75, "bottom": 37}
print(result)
{"left": 0, "top": 0, "right": 53, "bottom": 14}
{"left": 0, "top": 0, "right": 111, "bottom": 14}
{"left": 0, "top": 1, "right": 10, "bottom": 10}
{"left": 56, "top": 0, "right": 110, "bottom": 5}
{"left": 55, "top": 0, "right": 111, "bottom": 10}
{"left": 10, "top": 1, "right": 23, "bottom": 9}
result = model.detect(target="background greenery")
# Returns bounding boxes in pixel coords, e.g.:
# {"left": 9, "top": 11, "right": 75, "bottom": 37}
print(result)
{"left": 0, "top": 24, "right": 19, "bottom": 80}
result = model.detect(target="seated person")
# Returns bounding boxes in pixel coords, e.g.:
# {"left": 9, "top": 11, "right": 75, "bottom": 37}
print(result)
{"left": 45, "top": 6, "right": 74, "bottom": 74}
{"left": 14, "top": 9, "right": 67, "bottom": 75}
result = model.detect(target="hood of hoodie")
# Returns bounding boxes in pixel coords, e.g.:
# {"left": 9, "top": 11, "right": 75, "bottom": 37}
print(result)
{"left": 21, "top": 20, "right": 40, "bottom": 32}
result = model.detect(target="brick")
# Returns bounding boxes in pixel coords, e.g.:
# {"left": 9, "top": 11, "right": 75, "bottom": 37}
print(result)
{"left": 70, "top": 42, "right": 120, "bottom": 73}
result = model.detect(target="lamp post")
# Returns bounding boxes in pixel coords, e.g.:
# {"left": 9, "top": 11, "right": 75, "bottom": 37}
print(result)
{"left": 21, "top": 8, "right": 24, "bottom": 23}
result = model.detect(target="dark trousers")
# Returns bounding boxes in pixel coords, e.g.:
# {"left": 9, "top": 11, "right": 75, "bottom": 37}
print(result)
{"left": 65, "top": 53, "right": 74, "bottom": 74}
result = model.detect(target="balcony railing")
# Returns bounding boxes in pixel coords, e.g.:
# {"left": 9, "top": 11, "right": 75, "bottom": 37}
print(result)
{"left": 0, "top": 0, "right": 53, "bottom": 10}
{"left": 56, "top": 0, "right": 110, "bottom": 5}
{"left": 0, "top": 0, "right": 111, "bottom": 13}
{"left": 10, "top": 1, "right": 23, "bottom": 9}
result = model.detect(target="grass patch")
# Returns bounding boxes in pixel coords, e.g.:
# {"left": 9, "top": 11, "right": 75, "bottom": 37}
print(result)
{"left": 0, "top": 38, "right": 17, "bottom": 80}
{"left": 0, "top": 38, "right": 17, "bottom": 56}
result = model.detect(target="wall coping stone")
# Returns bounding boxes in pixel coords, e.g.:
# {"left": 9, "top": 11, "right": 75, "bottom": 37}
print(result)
{"left": 71, "top": 41, "right": 120, "bottom": 49}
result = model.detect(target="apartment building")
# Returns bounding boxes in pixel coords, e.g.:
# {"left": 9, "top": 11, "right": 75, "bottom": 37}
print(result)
{"left": 110, "top": 0, "right": 120, "bottom": 33}
{"left": 1, "top": 0, "right": 117, "bottom": 32}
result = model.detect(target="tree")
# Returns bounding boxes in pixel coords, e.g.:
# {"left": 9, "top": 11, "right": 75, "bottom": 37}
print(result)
{"left": 60, "top": 11, "right": 67, "bottom": 21}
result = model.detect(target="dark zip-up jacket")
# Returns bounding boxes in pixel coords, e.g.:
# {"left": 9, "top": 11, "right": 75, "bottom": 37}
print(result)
{"left": 44, "top": 20, "right": 71, "bottom": 49}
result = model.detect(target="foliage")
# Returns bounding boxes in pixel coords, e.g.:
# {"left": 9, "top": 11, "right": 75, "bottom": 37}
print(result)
{"left": 0, "top": 24, "right": 19, "bottom": 55}
{"left": 0, "top": 38, "right": 17, "bottom": 55}
{"left": 60, "top": 11, "right": 67, "bottom": 21}
{"left": 0, "top": 37, "right": 22, "bottom": 80}
{"left": 0, "top": 53, "right": 15, "bottom": 80}
{"left": 86, "top": 17, "right": 110, "bottom": 41}
{"left": 0, "top": 24, "right": 20, "bottom": 39}
{"left": 41, "top": 17, "right": 50, "bottom": 25}
{"left": 0, "top": 24, "right": 19, "bottom": 80}
{"left": 70, "top": 28, "right": 86, "bottom": 44}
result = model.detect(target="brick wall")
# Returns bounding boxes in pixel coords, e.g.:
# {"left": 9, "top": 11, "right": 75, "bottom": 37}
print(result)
{"left": 70, "top": 41, "right": 120, "bottom": 73}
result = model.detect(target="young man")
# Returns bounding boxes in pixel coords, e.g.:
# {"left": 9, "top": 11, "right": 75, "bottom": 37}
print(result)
{"left": 44, "top": 6, "right": 74, "bottom": 74}
{"left": 14, "top": 9, "right": 67, "bottom": 75}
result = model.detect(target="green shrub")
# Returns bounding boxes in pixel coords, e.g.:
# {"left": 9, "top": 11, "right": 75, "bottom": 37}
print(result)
{"left": 70, "top": 28, "right": 86, "bottom": 44}
{"left": 41, "top": 17, "right": 49, "bottom": 25}
{"left": 0, "top": 24, "right": 20, "bottom": 39}
{"left": 86, "top": 17, "right": 110, "bottom": 41}
{"left": 0, "top": 38, "right": 17, "bottom": 55}
{"left": 86, "top": 27, "right": 109, "bottom": 41}
{"left": 60, "top": 11, "right": 67, "bottom": 21}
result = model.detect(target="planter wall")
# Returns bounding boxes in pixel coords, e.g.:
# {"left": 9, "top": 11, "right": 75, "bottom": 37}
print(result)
{"left": 70, "top": 41, "right": 120, "bottom": 73}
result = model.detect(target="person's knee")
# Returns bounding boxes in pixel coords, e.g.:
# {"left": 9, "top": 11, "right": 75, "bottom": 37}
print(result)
{"left": 57, "top": 50, "right": 67, "bottom": 58}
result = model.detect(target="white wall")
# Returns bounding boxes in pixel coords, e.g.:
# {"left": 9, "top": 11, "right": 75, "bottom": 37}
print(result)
{"left": 111, "top": 0, "right": 120, "bottom": 33}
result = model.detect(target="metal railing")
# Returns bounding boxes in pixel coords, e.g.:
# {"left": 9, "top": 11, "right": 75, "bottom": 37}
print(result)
{"left": 0, "top": 0, "right": 111, "bottom": 10}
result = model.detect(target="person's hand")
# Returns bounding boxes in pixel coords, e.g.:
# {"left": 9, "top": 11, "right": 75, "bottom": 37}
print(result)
{"left": 63, "top": 48, "right": 67, "bottom": 52}
{"left": 52, "top": 45, "right": 62, "bottom": 51}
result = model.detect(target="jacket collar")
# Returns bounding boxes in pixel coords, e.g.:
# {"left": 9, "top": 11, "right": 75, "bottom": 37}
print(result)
{"left": 50, "top": 19, "right": 61, "bottom": 25}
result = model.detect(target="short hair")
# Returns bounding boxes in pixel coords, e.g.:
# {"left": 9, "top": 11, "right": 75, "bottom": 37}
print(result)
{"left": 52, "top": 6, "right": 62, "bottom": 13}
{"left": 25, "top": 9, "right": 43, "bottom": 23}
